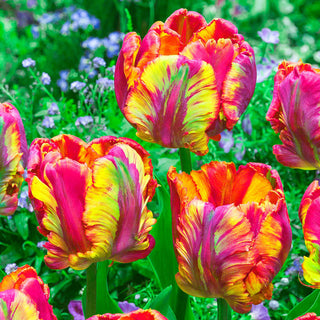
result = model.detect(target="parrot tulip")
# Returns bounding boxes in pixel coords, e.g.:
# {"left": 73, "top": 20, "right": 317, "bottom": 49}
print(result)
{"left": 27, "top": 134, "right": 157, "bottom": 270}
{"left": 298, "top": 180, "right": 320, "bottom": 288}
{"left": 0, "top": 265, "right": 57, "bottom": 320}
{"left": 266, "top": 60, "right": 320, "bottom": 169}
{"left": 167, "top": 161, "right": 291, "bottom": 313}
{"left": 115, "top": 8, "right": 256, "bottom": 155}
{"left": 87, "top": 309, "right": 168, "bottom": 320}
{"left": 0, "top": 102, "right": 28, "bottom": 216}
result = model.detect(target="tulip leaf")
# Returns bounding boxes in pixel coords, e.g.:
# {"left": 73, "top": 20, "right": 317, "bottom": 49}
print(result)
{"left": 0, "top": 268, "right": 6, "bottom": 282}
{"left": 147, "top": 286, "right": 176, "bottom": 320}
{"left": 149, "top": 176, "right": 178, "bottom": 290}
{"left": 285, "top": 290, "right": 320, "bottom": 319}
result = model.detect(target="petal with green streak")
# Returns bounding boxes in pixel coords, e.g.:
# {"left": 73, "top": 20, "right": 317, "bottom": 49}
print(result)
{"left": 274, "top": 70, "right": 320, "bottom": 169}
{"left": 125, "top": 55, "right": 219, "bottom": 155}
{"left": 174, "top": 197, "right": 291, "bottom": 313}
{"left": 85, "top": 144, "right": 155, "bottom": 263}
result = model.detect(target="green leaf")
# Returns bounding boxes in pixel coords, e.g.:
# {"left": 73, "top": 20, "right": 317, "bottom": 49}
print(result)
{"left": 14, "top": 212, "right": 30, "bottom": 240}
{"left": 149, "top": 178, "right": 178, "bottom": 290}
{"left": 148, "top": 286, "right": 176, "bottom": 320}
{"left": 286, "top": 290, "right": 320, "bottom": 320}
{"left": 0, "top": 245, "right": 23, "bottom": 268}
{"left": 0, "top": 268, "right": 6, "bottom": 282}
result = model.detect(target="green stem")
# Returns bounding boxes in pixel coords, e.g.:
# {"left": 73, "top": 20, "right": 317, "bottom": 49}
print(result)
{"left": 179, "top": 148, "right": 192, "bottom": 174}
{"left": 174, "top": 287, "right": 192, "bottom": 320}
{"left": 147, "top": 256, "right": 162, "bottom": 290}
{"left": 86, "top": 263, "right": 97, "bottom": 318}
{"left": 217, "top": 298, "right": 232, "bottom": 320}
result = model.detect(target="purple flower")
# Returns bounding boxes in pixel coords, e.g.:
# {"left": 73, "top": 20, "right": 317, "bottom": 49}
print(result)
{"left": 285, "top": 257, "right": 303, "bottom": 276}
{"left": 234, "top": 138, "right": 245, "bottom": 161}
{"left": 258, "top": 28, "right": 279, "bottom": 44}
{"left": 37, "top": 241, "right": 46, "bottom": 249}
{"left": 27, "top": 0, "right": 37, "bottom": 8}
{"left": 269, "top": 300, "right": 279, "bottom": 310}
{"left": 71, "top": 81, "right": 86, "bottom": 92}
{"left": 257, "top": 64, "right": 273, "bottom": 83}
{"left": 42, "top": 116, "right": 55, "bottom": 129}
{"left": 57, "top": 79, "right": 68, "bottom": 92}
{"left": 82, "top": 37, "right": 102, "bottom": 51}
{"left": 96, "top": 77, "right": 114, "bottom": 90}
{"left": 250, "top": 303, "right": 270, "bottom": 320}
{"left": 118, "top": 301, "right": 139, "bottom": 313}
{"left": 48, "top": 102, "right": 60, "bottom": 115}
{"left": 31, "top": 25, "right": 39, "bottom": 39}
{"left": 75, "top": 116, "right": 93, "bottom": 126}
{"left": 41, "top": 72, "right": 51, "bottom": 85}
{"left": 242, "top": 114, "right": 252, "bottom": 135}
{"left": 93, "top": 57, "right": 106, "bottom": 68}
{"left": 18, "top": 190, "right": 34, "bottom": 212}
{"left": 16, "top": 11, "right": 35, "bottom": 28}
{"left": 5, "top": 263, "right": 18, "bottom": 275}
{"left": 38, "top": 12, "right": 60, "bottom": 25}
{"left": 68, "top": 301, "right": 84, "bottom": 320}
{"left": 22, "top": 58, "right": 36, "bottom": 68}
{"left": 59, "top": 70, "right": 69, "bottom": 80}
{"left": 219, "top": 130, "right": 234, "bottom": 153}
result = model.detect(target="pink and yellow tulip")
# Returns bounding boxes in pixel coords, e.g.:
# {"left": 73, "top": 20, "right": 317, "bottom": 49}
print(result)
{"left": 87, "top": 309, "right": 168, "bottom": 320}
{"left": 115, "top": 9, "right": 256, "bottom": 155}
{"left": 266, "top": 60, "right": 320, "bottom": 169}
{"left": 0, "top": 265, "right": 56, "bottom": 320}
{"left": 27, "top": 134, "right": 157, "bottom": 270}
{"left": 0, "top": 102, "right": 28, "bottom": 216}
{"left": 167, "top": 161, "right": 291, "bottom": 313}
{"left": 298, "top": 180, "right": 320, "bottom": 288}
{"left": 294, "top": 314, "right": 320, "bottom": 320}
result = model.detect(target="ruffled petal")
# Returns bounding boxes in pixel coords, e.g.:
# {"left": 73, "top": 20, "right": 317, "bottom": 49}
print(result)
{"left": 124, "top": 55, "right": 219, "bottom": 155}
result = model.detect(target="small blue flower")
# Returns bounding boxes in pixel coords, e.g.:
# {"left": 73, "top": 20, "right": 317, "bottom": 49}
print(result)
{"left": 250, "top": 303, "right": 270, "bottom": 320}
{"left": 242, "top": 114, "right": 252, "bottom": 135}
{"left": 118, "top": 301, "right": 139, "bottom": 313}
{"left": 219, "top": 130, "right": 234, "bottom": 153}
{"left": 71, "top": 81, "right": 86, "bottom": 92}
{"left": 57, "top": 79, "right": 68, "bottom": 92}
{"left": 59, "top": 70, "right": 69, "bottom": 80}
{"left": 258, "top": 28, "right": 279, "bottom": 44}
{"left": 234, "top": 138, "right": 245, "bottom": 161}
{"left": 269, "top": 300, "right": 280, "bottom": 310}
{"left": 41, "top": 72, "right": 51, "bottom": 85}
{"left": 31, "top": 25, "right": 39, "bottom": 39}
{"left": 42, "top": 116, "right": 55, "bottom": 129}
{"left": 82, "top": 37, "right": 102, "bottom": 51}
{"left": 93, "top": 57, "right": 106, "bottom": 68}
{"left": 27, "top": 0, "right": 37, "bottom": 8}
{"left": 61, "top": 21, "right": 71, "bottom": 35}
{"left": 37, "top": 241, "right": 47, "bottom": 249}
{"left": 5, "top": 263, "right": 18, "bottom": 275}
{"left": 48, "top": 102, "right": 60, "bottom": 115}
{"left": 18, "top": 190, "right": 34, "bottom": 212}
{"left": 96, "top": 77, "right": 114, "bottom": 90}
{"left": 75, "top": 116, "right": 93, "bottom": 126}
{"left": 22, "top": 58, "right": 36, "bottom": 68}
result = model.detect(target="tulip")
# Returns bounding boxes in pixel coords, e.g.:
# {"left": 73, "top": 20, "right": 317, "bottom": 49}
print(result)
{"left": 87, "top": 309, "right": 168, "bottom": 320}
{"left": 0, "top": 102, "right": 28, "bottom": 216}
{"left": 294, "top": 314, "right": 320, "bottom": 320}
{"left": 298, "top": 180, "right": 320, "bottom": 287}
{"left": 167, "top": 161, "right": 291, "bottom": 313}
{"left": 115, "top": 8, "right": 256, "bottom": 156}
{"left": 266, "top": 60, "right": 320, "bottom": 169}
{"left": 0, "top": 265, "right": 57, "bottom": 320}
{"left": 27, "top": 134, "right": 157, "bottom": 270}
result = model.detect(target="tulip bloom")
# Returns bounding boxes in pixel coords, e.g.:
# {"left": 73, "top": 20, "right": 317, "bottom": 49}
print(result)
{"left": 167, "top": 161, "right": 291, "bottom": 313}
{"left": 0, "top": 102, "right": 28, "bottom": 216}
{"left": 266, "top": 60, "right": 320, "bottom": 169}
{"left": 87, "top": 309, "right": 168, "bottom": 320}
{"left": 0, "top": 265, "right": 57, "bottom": 320}
{"left": 298, "top": 180, "right": 320, "bottom": 287}
{"left": 115, "top": 9, "right": 256, "bottom": 155}
{"left": 294, "top": 314, "right": 320, "bottom": 320}
{"left": 27, "top": 134, "right": 157, "bottom": 270}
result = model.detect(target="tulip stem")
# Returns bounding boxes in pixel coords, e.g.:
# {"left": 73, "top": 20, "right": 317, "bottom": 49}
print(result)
{"left": 179, "top": 148, "right": 192, "bottom": 174}
{"left": 86, "top": 263, "right": 97, "bottom": 318}
{"left": 217, "top": 298, "right": 232, "bottom": 320}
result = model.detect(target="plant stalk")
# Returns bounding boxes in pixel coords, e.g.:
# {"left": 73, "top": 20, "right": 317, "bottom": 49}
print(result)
{"left": 179, "top": 148, "right": 192, "bottom": 174}
{"left": 86, "top": 263, "right": 97, "bottom": 318}
{"left": 217, "top": 298, "right": 232, "bottom": 320}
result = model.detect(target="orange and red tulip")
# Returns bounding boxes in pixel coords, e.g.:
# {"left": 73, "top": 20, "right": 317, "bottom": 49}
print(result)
{"left": 167, "top": 161, "right": 291, "bottom": 313}
{"left": 87, "top": 309, "right": 168, "bottom": 320}
{"left": 0, "top": 265, "right": 56, "bottom": 320}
